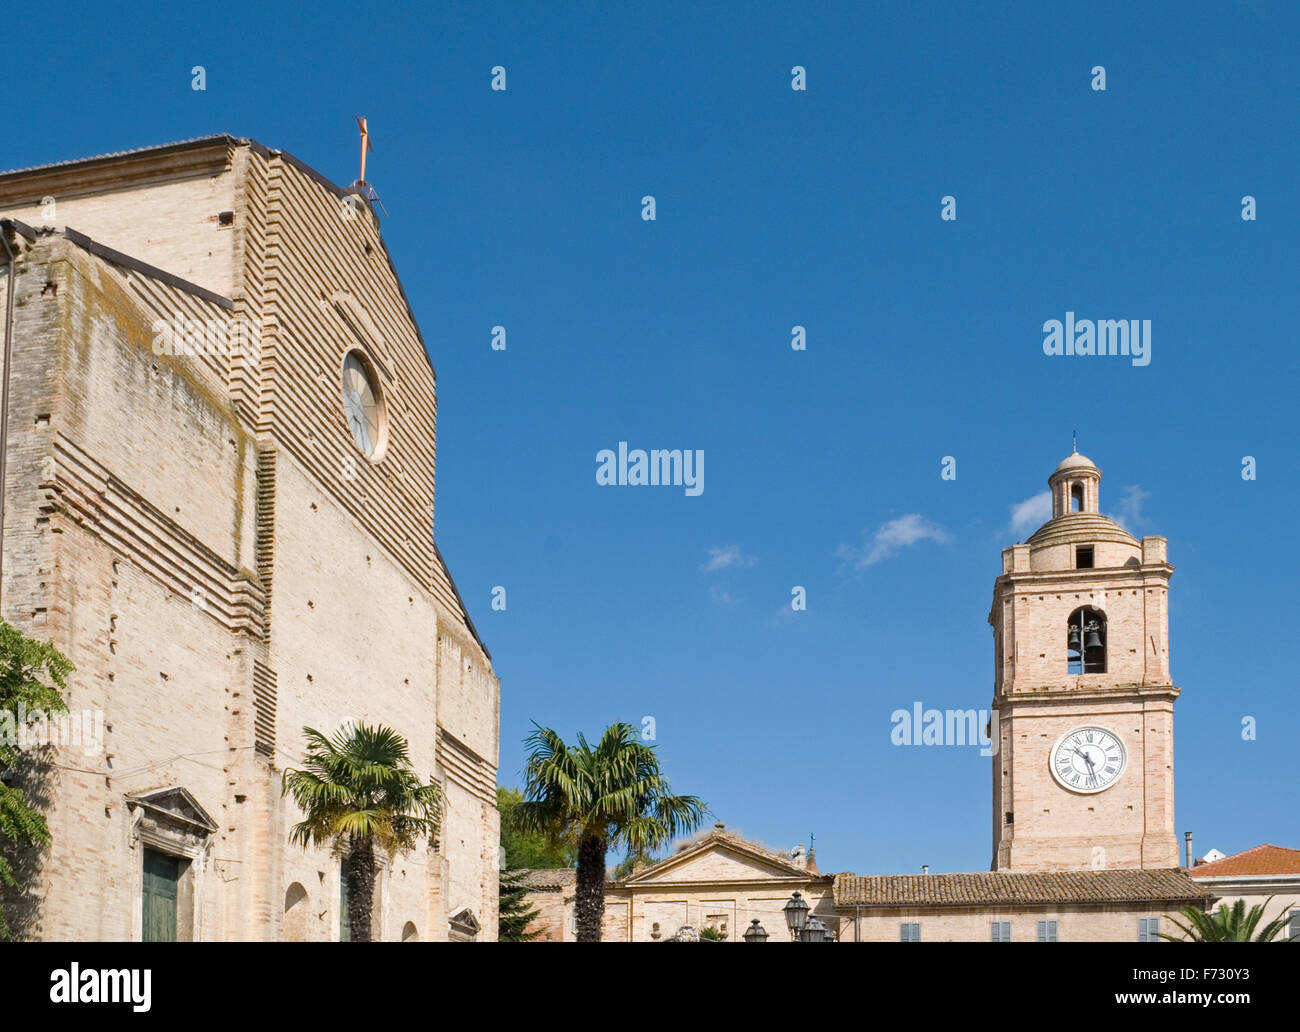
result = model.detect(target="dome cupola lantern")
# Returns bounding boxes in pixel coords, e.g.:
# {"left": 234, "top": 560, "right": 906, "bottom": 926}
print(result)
{"left": 1048, "top": 447, "right": 1101, "bottom": 519}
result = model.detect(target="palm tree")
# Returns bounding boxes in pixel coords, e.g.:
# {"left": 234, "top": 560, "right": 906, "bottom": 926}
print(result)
{"left": 281, "top": 723, "right": 440, "bottom": 942}
{"left": 514, "top": 722, "right": 706, "bottom": 942}
{"left": 1159, "top": 897, "right": 1298, "bottom": 942}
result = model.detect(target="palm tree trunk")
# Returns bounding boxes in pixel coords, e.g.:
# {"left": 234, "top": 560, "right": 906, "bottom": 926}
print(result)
{"left": 575, "top": 834, "right": 606, "bottom": 942}
{"left": 347, "top": 834, "right": 376, "bottom": 942}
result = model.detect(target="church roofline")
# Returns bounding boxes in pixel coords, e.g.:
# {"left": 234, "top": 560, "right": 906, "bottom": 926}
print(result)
{"left": 0, "top": 134, "right": 438, "bottom": 377}
{"left": 434, "top": 542, "right": 491, "bottom": 662}
{"left": 0, "top": 133, "right": 239, "bottom": 181}
{"left": 0, "top": 134, "right": 349, "bottom": 204}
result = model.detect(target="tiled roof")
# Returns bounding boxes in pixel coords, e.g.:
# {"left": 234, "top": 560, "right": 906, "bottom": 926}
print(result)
{"left": 516, "top": 868, "right": 576, "bottom": 891}
{"left": 1191, "top": 844, "right": 1300, "bottom": 879}
{"left": 834, "top": 868, "right": 1214, "bottom": 907}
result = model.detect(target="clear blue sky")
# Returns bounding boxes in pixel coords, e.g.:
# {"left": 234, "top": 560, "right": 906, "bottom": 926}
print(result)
{"left": 8, "top": 1, "right": 1297, "bottom": 873}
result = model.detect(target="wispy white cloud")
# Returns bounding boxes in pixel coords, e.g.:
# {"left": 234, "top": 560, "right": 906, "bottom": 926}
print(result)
{"left": 708, "top": 584, "right": 736, "bottom": 605}
{"left": 1008, "top": 491, "right": 1053, "bottom": 537}
{"left": 837, "top": 514, "right": 950, "bottom": 569}
{"left": 703, "top": 545, "right": 758, "bottom": 572}
{"left": 1111, "top": 484, "right": 1150, "bottom": 533}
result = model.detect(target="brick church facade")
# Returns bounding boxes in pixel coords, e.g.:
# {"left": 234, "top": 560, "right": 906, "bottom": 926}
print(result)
{"left": 0, "top": 136, "right": 499, "bottom": 941}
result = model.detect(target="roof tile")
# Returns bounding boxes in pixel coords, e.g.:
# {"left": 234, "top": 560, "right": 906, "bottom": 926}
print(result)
{"left": 1192, "top": 844, "right": 1300, "bottom": 878}
{"left": 834, "top": 868, "right": 1213, "bottom": 907}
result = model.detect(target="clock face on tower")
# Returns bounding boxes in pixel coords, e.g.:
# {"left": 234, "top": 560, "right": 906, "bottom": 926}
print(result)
{"left": 1049, "top": 725, "right": 1127, "bottom": 794}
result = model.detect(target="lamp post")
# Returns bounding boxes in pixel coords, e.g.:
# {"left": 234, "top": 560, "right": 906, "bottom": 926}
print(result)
{"left": 782, "top": 890, "right": 809, "bottom": 940}
{"left": 743, "top": 919, "right": 768, "bottom": 943}
{"left": 781, "top": 890, "right": 835, "bottom": 942}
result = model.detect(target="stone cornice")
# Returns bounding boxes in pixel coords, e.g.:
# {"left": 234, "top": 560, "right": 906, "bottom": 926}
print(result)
{"left": 995, "top": 564, "right": 1174, "bottom": 590}
{"left": 998, "top": 683, "right": 1180, "bottom": 704}
{"left": 0, "top": 136, "right": 235, "bottom": 207}
{"left": 607, "top": 874, "right": 833, "bottom": 895}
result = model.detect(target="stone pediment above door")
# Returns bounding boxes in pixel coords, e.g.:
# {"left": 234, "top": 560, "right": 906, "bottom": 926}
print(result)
{"left": 126, "top": 786, "right": 218, "bottom": 843}
{"left": 448, "top": 907, "right": 480, "bottom": 941}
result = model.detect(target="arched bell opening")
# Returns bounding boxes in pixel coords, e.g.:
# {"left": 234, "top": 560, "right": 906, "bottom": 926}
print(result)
{"left": 1067, "top": 606, "right": 1107, "bottom": 674}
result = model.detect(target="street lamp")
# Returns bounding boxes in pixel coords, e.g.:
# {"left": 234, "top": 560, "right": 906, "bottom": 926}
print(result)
{"left": 801, "top": 916, "right": 834, "bottom": 943}
{"left": 782, "top": 890, "right": 834, "bottom": 942}
{"left": 743, "top": 919, "right": 768, "bottom": 943}
{"left": 783, "top": 891, "right": 810, "bottom": 940}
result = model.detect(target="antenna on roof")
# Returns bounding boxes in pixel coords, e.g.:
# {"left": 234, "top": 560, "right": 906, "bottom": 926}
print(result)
{"left": 355, "top": 115, "right": 373, "bottom": 185}
{"left": 1072, "top": 429, "right": 1077, "bottom": 453}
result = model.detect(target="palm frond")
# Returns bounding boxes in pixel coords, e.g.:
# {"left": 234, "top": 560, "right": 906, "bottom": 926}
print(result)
{"left": 281, "top": 722, "right": 441, "bottom": 861}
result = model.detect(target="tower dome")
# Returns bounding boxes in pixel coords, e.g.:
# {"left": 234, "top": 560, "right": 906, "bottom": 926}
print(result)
{"left": 1054, "top": 451, "right": 1099, "bottom": 475}
{"left": 1028, "top": 448, "right": 1139, "bottom": 569}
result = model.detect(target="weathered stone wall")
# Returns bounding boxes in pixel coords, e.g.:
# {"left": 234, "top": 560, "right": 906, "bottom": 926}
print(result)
{"left": 0, "top": 242, "right": 258, "bottom": 939}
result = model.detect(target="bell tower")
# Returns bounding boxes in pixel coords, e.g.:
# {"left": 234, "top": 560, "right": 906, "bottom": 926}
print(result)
{"left": 989, "top": 450, "right": 1180, "bottom": 872}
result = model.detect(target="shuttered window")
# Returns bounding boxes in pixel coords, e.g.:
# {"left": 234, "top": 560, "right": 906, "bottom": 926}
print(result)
{"left": 990, "top": 921, "right": 1011, "bottom": 942}
{"left": 900, "top": 922, "right": 921, "bottom": 942}
{"left": 1138, "top": 917, "right": 1160, "bottom": 942}
{"left": 1036, "top": 920, "right": 1058, "bottom": 942}
{"left": 142, "top": 849, "right": 180, "bottom": 943}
